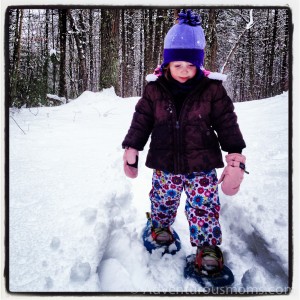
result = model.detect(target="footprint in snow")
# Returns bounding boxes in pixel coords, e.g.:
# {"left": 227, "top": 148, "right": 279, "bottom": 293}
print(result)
{"left": 70, "top": 262, "right": 91, "bottom": 283}
{"left": 44, "top": 276, "right": 53, "bottom": 289}
{"left": 50, "top": 237, "right": 61, "bottom": 250}
{"left": 81, "top": 208, "right": 97, "bottom": 224}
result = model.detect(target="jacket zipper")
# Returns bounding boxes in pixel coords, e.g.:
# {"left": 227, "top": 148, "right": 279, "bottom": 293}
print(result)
{"left": 174, "top": 97, "right": 192, "bottom": 174}
{"left": 175, "top": 120, "right": 180, "bottom": 174}
{"left": 156, "top": 77, "right": 211, "bottom": 174}
{"left": 157, "top": 80, "right": 199, "bottom": 174}
{"left": 167, "top": 96, "right": 181, "bottom": 174}
{"left": 172, "top": 97, "right": 191, "bottom": 174}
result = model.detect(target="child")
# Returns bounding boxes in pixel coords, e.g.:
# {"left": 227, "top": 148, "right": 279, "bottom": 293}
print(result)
{"left": 122, "top": 9, "right": 247, "bottom": 275}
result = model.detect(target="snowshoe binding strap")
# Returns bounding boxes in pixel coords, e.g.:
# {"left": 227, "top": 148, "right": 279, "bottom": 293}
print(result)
{"left": 151, "top": 227, "right": 175, "bottom": 245}
{"left": 195, "top": 245, "right": 224, "bottom": 275}
{"left": 146, "top": 212, "right": 175, "bottom": 245}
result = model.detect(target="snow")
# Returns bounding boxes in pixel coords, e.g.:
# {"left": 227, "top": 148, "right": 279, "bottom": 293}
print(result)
{"left": 46, "top": 94, "right": 67, "bottom": 104}
{"left": 9, "top": 88, "right": 290, "bottom": 293}
{"left": 246, "top": 9, "right": 254, "bottom": 30}
{"left": 49, "top": 49, "right": 56, "bottom": 56}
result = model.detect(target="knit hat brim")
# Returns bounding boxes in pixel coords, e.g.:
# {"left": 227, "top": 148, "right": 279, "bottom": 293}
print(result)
{"left": 162, "top": 48, "right": 205, "bottom": 68}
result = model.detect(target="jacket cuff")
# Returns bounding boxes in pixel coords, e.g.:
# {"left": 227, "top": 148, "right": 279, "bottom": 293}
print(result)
{"left": 227, "top": 149, "right": 243, "bottom": 154}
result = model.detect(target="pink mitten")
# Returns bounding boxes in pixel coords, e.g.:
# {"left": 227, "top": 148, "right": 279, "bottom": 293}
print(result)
{"left": 123, "top": 148, "right": 139, "bottom": 178}
{"left": 218, "top": 153, "right": 248, "bottom": 196}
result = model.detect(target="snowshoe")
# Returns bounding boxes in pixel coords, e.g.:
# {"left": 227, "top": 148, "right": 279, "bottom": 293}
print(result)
{"left": 184, "top": 246, "right": 234, "bottom": 288}
{"left": 195, "top": 245, "right": 224, "bottom": 275}
{"left": 142, "top": 212, "right": 181, "bottom": 255}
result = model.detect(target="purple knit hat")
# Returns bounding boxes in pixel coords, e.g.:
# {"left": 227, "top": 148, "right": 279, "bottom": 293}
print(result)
{"left": 162, "top": 9, "right": 206, "bottom": 68}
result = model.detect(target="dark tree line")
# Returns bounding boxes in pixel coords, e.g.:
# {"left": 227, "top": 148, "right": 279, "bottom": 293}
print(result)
{"left": 7, "top": 7, "right": 290, "bottom": 107}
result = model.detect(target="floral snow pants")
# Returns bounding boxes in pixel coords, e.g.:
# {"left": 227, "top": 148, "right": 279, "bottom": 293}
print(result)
{"left": 149, "top": 169, "right": 222, "bottom": 247}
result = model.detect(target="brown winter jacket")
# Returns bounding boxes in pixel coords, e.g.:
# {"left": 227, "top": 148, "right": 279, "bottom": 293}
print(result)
{"left": 122, "top": 76, "right": 246, "bottom": 174}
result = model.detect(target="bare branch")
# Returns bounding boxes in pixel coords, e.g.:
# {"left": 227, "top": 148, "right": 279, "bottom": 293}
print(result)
{"left": 220, "top": 10, "right": 255, "bottom": 74}
{"left": 10, "top": 115, "right": 26, "bottom": 134}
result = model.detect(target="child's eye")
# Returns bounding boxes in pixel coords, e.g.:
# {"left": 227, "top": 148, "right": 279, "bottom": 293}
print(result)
{"left": 174, "top": 65, "right": 181, "bottom": 68}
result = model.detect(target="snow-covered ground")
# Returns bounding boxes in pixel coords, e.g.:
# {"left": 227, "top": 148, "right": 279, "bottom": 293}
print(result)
{"left": 8, "top": 88, "right": 290, "bottom": 293}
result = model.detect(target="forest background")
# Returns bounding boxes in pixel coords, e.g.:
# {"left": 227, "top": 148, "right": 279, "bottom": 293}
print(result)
{"left": 6, "top": 7, "right": 290, "bottom": 108}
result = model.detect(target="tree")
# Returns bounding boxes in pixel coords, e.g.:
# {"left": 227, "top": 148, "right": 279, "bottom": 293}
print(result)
{"left": 120, "top": 9, "right": 134, "bottom": 97}
{"left": 68, "top": 9, "right": 87, "bottom": 95}
{"left": 9, "top": 9, "right": 23, "bottom": 107}
{"left": 267, "top": 9, "right": 278, "bottom": 97}
{"left": 143, "top": 9, "right": 155, "bottom": 79}
{"left": 99, "top": 9, "right": 120, "bottom": 93}
{"left": 206, "top": 9, "right": 218, "bottom": 71}
{"left": 88, "top": 10, "right": 95, "bottom": 91}
{"left": 58, "top": 9, "right": 67, "bottom": 99}
{"left": 280, "top": 9, "right": 289, "bottom": 91}
{"left": 42, "top": 9, "right": 50, "bottom": 100}
{"left": 50, "top": 9, "right": 59, "bottom": 95}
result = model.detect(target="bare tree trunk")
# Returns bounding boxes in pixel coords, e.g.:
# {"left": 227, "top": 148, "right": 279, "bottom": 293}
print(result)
{"left": 78, "top": 10, "right": 88, "bottom": 92}
{"left": 43, "top": 9, "right": 50, "bottom": 96}
{"left": 99, "top": 8, "right": 120, "bottom": 94}
{"left": 206, "top": 9, "right": 218, "bottom": 71}
{"left": 58, "top": 9, "right": 67, "bottom": 99}
{"left": 89, "top": 10, "right": 94, "bottom": 91}
{"left": 267, "top": 9, "right": 278, "bottom": 97}
{"left": 68, "top": 30, "right": 77, "bottom": 98}
{"left": 143, "top": 9, "right": 154, "bottom": 77}
{"left": 239, "top": 47, "right": 245, "bottom": 102}
{"left": 120, "top": 9, "right": 126, "bottom": 97}
{"left": 280, "top": 10, "right": 289, "bottom": 91}
{"left": 248, "top": 28, "right": 255, "bottom": 99}
{"left": 10, "top": 9, "right": 23, "bottom": 105}
{"left": 11, "top": 9, "right": 23, "bottom": 75}
{"left": 68, "top": 9, "right": 88, "bottom": 95}
{"left": 262, "top": 9, "right": 270, "bottom": 98}
{"left": 51, "top": 9, "right": 57, "bottom": 94}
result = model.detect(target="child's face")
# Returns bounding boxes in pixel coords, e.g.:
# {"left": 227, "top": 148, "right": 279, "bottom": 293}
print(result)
{"left": 169, "top": 61, "right": 197, "bottom": 83}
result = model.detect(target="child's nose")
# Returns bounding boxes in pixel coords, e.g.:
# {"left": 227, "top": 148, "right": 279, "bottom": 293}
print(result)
{"left": 181, "top": 67, "right": 188, "bottom": 73}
